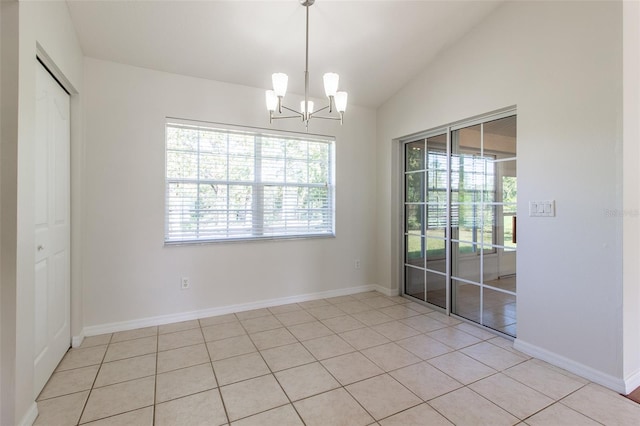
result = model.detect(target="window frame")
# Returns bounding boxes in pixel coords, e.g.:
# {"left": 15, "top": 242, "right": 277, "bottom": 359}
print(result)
{"left": 164, "top": 118, "right": 336, "bottom": 245}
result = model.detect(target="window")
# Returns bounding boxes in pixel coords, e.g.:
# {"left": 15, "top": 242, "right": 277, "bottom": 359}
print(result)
{"left": 165, "top": 119, "right": 335, "bottom": 243}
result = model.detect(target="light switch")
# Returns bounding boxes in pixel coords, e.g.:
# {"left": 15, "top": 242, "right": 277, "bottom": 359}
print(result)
{"left": 529, "top": 200, "right": 555, "bottom": 217}
{"left": 546, "top": 200, "right": 556, "bottom": 216}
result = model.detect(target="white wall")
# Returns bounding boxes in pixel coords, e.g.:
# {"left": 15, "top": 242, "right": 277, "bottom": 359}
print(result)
{"left": 623, "top": 0, "right": 640, "bottom": 391}
{"left": 0, "top": 1, "right": 84, "bottom": 424}
{"left": 376, "top": 0, "right": 629, "bottom": 390}
{"left": 81, "top": 58, "right": 377, "bottom": 330}
{"left": 0, "top": 0, "right": 3, "bottom": 418}
{"left": 0, "top": 2, "right": 19, "bottom": 424}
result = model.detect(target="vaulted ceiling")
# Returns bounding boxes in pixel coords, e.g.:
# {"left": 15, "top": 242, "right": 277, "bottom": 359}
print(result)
{"left": 66, "top": 0, "right": 503, "bottom": 108}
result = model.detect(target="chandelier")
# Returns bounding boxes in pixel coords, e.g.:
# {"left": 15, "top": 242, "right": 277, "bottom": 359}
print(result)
{"left": 265, "top": 0, "right": 348, "bottom": 130}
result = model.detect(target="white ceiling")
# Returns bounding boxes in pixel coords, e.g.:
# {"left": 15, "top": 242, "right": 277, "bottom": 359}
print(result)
{"left": 66, "top": 0, "right": 503, "bottom": 108}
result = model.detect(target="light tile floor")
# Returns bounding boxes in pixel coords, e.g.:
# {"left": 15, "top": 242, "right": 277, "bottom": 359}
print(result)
{"left": 35, "top": 291, "right": 640, "bottom": 425}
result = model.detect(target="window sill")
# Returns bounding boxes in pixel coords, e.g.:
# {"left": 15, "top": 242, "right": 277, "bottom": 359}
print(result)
{"left": 164, "top": 233, "right": 336, "bottom": 247}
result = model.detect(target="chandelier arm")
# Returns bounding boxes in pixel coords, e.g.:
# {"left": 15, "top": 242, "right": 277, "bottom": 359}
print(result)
{"left": 280, "top": 105, "right": 305, "bottom": 117}
{"left": 309, "top": 116, "right": 342, "bottom": 121}
{"left": 271, "top": 115, "right": 303, "bottom": 120}
{"left": 309, "top": 105, "right": 331, "bottom": 116}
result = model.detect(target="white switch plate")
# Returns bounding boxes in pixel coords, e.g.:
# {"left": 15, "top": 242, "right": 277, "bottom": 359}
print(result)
{"left": 529, "top": 200, "right": 555, "bottom": 217}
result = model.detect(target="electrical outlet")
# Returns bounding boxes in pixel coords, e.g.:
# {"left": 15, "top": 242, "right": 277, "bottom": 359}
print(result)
{"left": 354, "top": 259, "right": 361, "bottom": 270}
{"left": 181, "top": 277, "right": 190, "bottom": 290}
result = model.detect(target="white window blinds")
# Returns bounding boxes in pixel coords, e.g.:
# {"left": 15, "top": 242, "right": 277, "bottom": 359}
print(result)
{"left": 165, "top": 119, "right": 335, "bottom": 243}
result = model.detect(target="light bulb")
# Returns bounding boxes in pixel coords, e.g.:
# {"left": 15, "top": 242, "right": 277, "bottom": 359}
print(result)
{"left": 272, "top": 73, "right": 288, "bottom": 97}
{"left": 335, "top": 92, "right": 348, "bottom": 113}
{"left": 323, "top": 73, "right": 339, "bottom": 98}
{"left": 300, "top": 100, "right": 315, "bottom": 115}
{"left": 265, "top": 90, "right": 278, "bottom": 112}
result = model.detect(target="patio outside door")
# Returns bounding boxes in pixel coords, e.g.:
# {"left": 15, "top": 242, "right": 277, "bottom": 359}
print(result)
{"left": 402, "top": 112, "right": 517, "bottom": 336}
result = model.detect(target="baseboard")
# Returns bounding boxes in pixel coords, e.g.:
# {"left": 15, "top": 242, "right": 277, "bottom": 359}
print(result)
{"left": 372, "top": 285, "right": 400, "bottom": 297}
{"left": 80, "top": 284, "right": 380, "bottom": 337}
{"left": 19, "top": 402, "right": 38, "bottom": 426}
{"left": 71, "top": 331, "right": 85, "bottom": 348}
{"left": 624, "top": 368, "right": 640, "bottom": 394}
{"left": 514, "top": 338, "right": 627, "bottom": 394}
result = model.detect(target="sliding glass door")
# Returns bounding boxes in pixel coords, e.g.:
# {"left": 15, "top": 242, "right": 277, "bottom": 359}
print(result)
{"left": 403, "top": 112, "right": 517, "bottom": 336}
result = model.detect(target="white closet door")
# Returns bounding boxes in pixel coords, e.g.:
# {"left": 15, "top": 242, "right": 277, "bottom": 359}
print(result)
{"left": 34, "top": 60, "right": 71, "bottom": 397}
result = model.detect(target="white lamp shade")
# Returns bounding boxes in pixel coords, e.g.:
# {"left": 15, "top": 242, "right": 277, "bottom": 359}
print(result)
{"left": 272, "top": 73, "right": 288, "bottom": 97}
{"left": 335, "top": 91, "right": 348, "bottom": 113}
{"left": 323, "top": 73, "right": 339, "bottom": 97}
{"left": 266, "top": 90, "right": 278, "bottom": 111}
{"left": 300, "top": 100, "right": 315, "bottom": 115}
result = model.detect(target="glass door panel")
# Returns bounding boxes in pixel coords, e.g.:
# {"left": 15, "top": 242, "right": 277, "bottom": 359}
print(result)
{"left": 405, "top": 137, "right": 426, "bottom": 303}
{"left": 451, "top": 241, "right": 480, "bottom": 282}
{"left": 424, "top": 133, "right": 448, "bottom": 308}
{"left": 482, "top": 206, "right": 496, "bottom": 248}
{"left": 485, "top": 116, "right": 517, "bottom": 305}
{"left": 452, "top": 280, "right": 480, "bottom": 322}
{"left": 426, "top": 238, "right": 446, "bottom": 273}
{"left": 405, "top": 204, "right": 424, "bottom": 234}
{"left": 405, "top": 267, "right": 425, "bottom": 300}
{"left": 405, "top": 234, "right": 425, "bottom": 268}
{"left": 482, "top": 287, "right": 516, "bottom": 335}
{"left": 426, "top": 271, "right": 447, "bottom": 309}
{"left": 406, "top": 140, "right": 425, "bottom": 171}
{"left": 425, "top": 204, "right": 446, "bottom": 238}
{"left": 404, "top": 133, "right": 447, "bottom": 304}
{"left": 405, "top": 173, "right": 424, "bottom": 203}
{"left": 451, "top": 124, "right": 483, "bottom": 324}
{"left": 484, "top": 116, "right": 517, "bottom": 158}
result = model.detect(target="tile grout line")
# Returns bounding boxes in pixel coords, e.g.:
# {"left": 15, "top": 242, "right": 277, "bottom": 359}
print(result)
{"left": 234, "top": 309, "right": 308, "bottom": 425}
{"left": 499, "top": 360, "right": 588, "bottom": 402}
{"left": 222, "top": 295, "right": 369, "bottom": 423}
{"left": 73, "top": 332, "right": 114, "bottom": 425}
{"left": 318, "top": 295, "right": 512, "bottom": 423}
{"left": 542, "top": 383, "right": 607, "bottom": 425}
{"left": 201, "top": 314, "right": 234, "bottom": 425}
{"left": 250, "top": 296, "right": 370, "bottom": 424}
{"left": 274, "top": 296, "right": 422, "bottom": 424}
{"left": 151, "top": 327, "right": 159, "bottom": 425}
{"left": 470, "top": 380, "right": 539, "bottom": 422}
{"left": 296, "top": 296, "right": 418, "bottom": 424}
{"left": 514, "top": 385, "right": 592, "bottom": 424}
{"left": 323, "top": 297, "right": 417, "bottom": 422}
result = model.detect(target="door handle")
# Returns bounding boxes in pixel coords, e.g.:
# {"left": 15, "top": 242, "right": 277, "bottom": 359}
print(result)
{"left": 37, "top": 245, "right": 45, "bottom": 251}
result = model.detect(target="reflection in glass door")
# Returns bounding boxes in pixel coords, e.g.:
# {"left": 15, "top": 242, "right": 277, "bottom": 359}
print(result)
{"left": 403, "top": 113, "right": 517, "bottom": 336}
